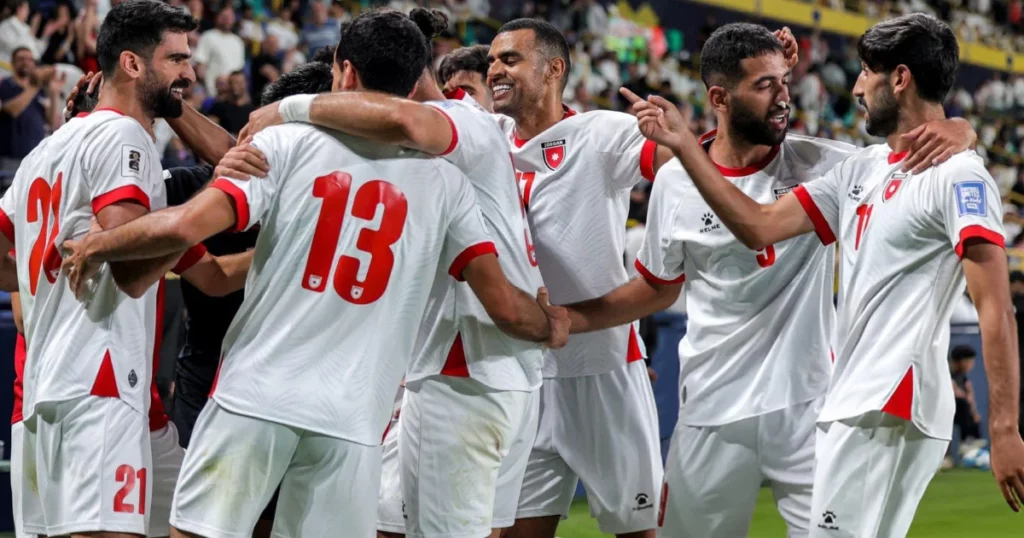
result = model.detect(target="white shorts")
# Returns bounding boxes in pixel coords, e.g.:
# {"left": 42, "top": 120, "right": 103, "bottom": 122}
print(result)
{"left": 809, "top": 412, "right": 948, "bottom": 537}
{"left": 400, "top": 376, "right": 538, "bottom": 538}
{"left": 377, "top": 402, "right": 406, "bottom": 534}
{"left": 22, "top": 396, "right": 152, "bottom": 537}
{"left": 171, "top": 400, "right": 382, "bottom": 538}
{"left": 517, "top": 360, "right": 662, "bottom": 535}
{"left": 150, "top": 422, "right": 184, "bottom": 537}
{"left": 10, "top": 421, "right": 38, "bottom": 538}
{"left": 659, "top": 398, "right": 820, "bottom": 537}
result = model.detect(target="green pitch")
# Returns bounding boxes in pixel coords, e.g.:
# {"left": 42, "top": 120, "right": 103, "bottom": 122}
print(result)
{"left": 555, "top": 469, "right": 1018, "bottom": 537}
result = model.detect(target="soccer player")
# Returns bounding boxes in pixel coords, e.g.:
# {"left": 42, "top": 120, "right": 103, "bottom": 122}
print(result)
{"left": 241, "top": 9, "right": 545, "bottom": 537}
{"left": 560, "top": 22, "right": 976, "bottom": 536}
{"left": 437, "top": 44, "right": 493, "bottom": 110}
{"left": 627, "top": 13, "right": 1024, "bottom": 536}
{"left": 485, "top": 19, "right": 675, "bottom": 538}
{"left": 0, "top": 1, "right": 208, "bottom": 536}
{"left": 60, "top": 10, "right": 569, "bottom": 537}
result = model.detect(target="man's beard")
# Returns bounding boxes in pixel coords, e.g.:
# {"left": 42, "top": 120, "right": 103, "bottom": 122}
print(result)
{"left": 729, "top": 97, "right": 786, "bottom": 147}
{"left": 863, "top": 85, "right": 899, "bottom": 137}
{"left": 142, "top": 74, "right": 186, "bottom": 119}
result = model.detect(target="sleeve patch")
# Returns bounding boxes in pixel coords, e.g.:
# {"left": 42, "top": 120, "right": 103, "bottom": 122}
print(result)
{"left": 955, "top": 181, "right": 987, "bottom": 216}
{"left": 121, "top": 144, "right": 146, "bottom": 179}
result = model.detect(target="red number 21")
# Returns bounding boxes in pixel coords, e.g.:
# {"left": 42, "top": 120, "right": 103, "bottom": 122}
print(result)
{"left": 26, "top": 174, "right": 63, "bottom": 295}
{"left": 113, "top": 465, "right": 147, "bottom": 514}
{"left": 301, "top": 172, "right": 408, "bottom": 304}
{"left": 855, "top": 204, "right": 873, "bottom": 250}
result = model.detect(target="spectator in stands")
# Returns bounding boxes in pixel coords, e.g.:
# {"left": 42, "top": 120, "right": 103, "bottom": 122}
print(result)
{"left": 301, "top": 1, "right": 340, "bottom": 57}
{"left": 265, "top": 4, "right": 300, "bottom": 52}
{"left": 0, "top": 46, "right": 62, "bottom": 174}
{"left": 41, "top": 1, "right": 75, "bottom": 65}
{"left": 74, "top": 0, "right": 101, "bottom": 75}
{"left": 207, "top": 70, "right": 253, "bottom": 136}
{"left": 251, "top": 34, "right": 283, "bottom": 102}
{"left": 0, "top": 0, "right": 48, "bottom": 67}
{"left": 950, "top": 345, "right": 985, "bottom": 448}
{"left": 193, "top": 4, "right": 245, "bottom": 94}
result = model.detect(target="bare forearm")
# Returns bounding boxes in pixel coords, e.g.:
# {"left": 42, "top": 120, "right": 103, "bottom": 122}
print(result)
{"left": 110, "top": 252, "right": 182, "bottom": 297}
{"left": 309, "top": 93, "right": 443, "bottom": 154}
{"left": 980, "top": 303, "right": 1020, "bottom": 435}
{"left": 0, "top": 253, "right": 18, "bottom": 292}
{"left": 185, "top": 250, "right": 251, "bottom": 296}
{"left": 3, "top": 88, "right": 39, "bottom": 118}
{"left": 568, "top": 277, "right": 678, "bottom": 334}
{"left": 493, "top": 286, "right": 552, "bottom": 343}
{"left": 86, "top": 209, "right": 193, "bottom": 263}
{"left": 47, "top": 92, "right": 62, "bottom": 129}
{"left": 166, "top": 103, "right": 236, "bottom": 165}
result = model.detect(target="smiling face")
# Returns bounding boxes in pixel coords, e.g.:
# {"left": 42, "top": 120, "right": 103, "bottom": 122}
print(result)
{"left": 486, "top": 29, "right": 551, "bottom": 117}
{"left": 714, "top": 51, "right": 791, "bottom": 147}
{"left": 139, "top": 30, "right": 195, "bottom": 119}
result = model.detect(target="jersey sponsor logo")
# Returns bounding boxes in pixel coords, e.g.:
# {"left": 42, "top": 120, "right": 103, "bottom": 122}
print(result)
{"left": 883, "top": 173, "right": 907, "bottom": 202}
{"left": 541, "top": 139, "right": 566, "bottom": 171}
{"left": 121, "top": 144, "right": 145, "bottom": 178}
{"left": 848, "top": 184, "right": 863, "bottom": 201}
{"left": 773, "top": 185, "right": 795, "bottom": 199}
{"left": 699, "top": 212, "right": 721, "bottom": 233}
{"left": 955, "top": 181, "right": 987, "bottom": 216}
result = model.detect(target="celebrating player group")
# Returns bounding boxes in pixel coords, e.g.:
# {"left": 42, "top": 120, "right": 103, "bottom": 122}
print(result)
{"left": 0, "top": 0, "right": 1021, "bottom": 536}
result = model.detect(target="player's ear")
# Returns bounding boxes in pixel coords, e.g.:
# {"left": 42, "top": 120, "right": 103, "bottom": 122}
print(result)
{"left": 119, "top": 51, "right": 144, "bottom": 80}
{"left": 891, "top": 65, "right": 911, "bottom": 98}
{"left": 547, "top": 57, "right": 566, "bottom": 87}
{"left": 339, "top": 60, "right": 359, "bottom": 91}
{"left": 707, "top": 86, "right": 729, "bottom": 113}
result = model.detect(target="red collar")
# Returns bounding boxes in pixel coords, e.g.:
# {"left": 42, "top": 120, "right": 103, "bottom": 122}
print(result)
{"left": 512, "top": 105, "right": 577, "bottom": 148}
{"left": 888, "top": 150, "right": 908, "bottom": 164}
{"left": 698, "top": 129, "right": 780, "bottom": 177}
{"left": 75, "top": 106, "right": 126, "bottom": 118}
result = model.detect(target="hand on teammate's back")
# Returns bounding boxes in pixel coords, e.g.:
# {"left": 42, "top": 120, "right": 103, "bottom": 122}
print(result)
{"left": 989, "top": 431, "right": 1024, "bottom": 512}
{"left": 214, "top": 139, "right": 270, "bottom": 180}
{"left": 619, "top": 87, "right": 694, "bottom": 151}
{"left": 536, "top": 287, "right": 570, "bottom": 349}
{"left": 64, "top": 72, "right": 102, "bottom": 122}
{"left": 238, "top": 101, "right": 285, "bottom": 142}
{"left": 60, "top": 236, "right": 101, "bottom": 300}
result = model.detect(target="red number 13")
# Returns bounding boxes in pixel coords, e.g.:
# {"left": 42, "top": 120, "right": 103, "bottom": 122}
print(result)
{"left": 301, "top": 172, "right": 408, "bottom": 304}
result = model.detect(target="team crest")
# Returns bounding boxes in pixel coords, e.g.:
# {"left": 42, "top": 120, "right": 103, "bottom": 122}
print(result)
{"left": 883, "top": 173, "right": 907, "bottom": 202}
{"left": 542, "top": 139, "right": 566, "bottom": 171}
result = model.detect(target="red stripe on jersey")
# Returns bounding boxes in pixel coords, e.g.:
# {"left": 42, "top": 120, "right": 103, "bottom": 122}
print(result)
{"left": 440, "top": 333, "right": 469, "bottom": 377}
{"left": 793, "top": 185, "right": 837, "bottom": 246}
{"left": 448, "top": 242, "right": 498, "bottom": 281}
{"left": 210, "top": 179, "right": 251, "bottom": 232}
{"left": 91, "top": 185, "right": 151, "bottom": 215}
{"left": 640, "top": 140, "right": 657, "bottom": 181}
{"left": 435, "top": 108, "right": 459, "bottom": 156}
{"left": 150, "top": 279, "right": 169, "bottom": 431}
{"left": 512, "top": 106, "right": 577, "bottom": 147}
{"left": 380, "top": 415, "right": 394, "bottom": 445}
{"left": 90, "top": 350, "right": 121, "bottom": 398}
{"left": 172, "top": 243, "right": 207, "bottom": 275}
{"left": 888, "top": 150, "right": 908, "bottom": 164}
{"left": 209, "top": 357, "right": 223, "bottom": 397}
{"left": 0, "top": 209, "right": 14, "bottom": 244}
{"left": 634, "top": 259, "right": 685, "bottom": 286}
{"left": 627, "top": 325, "right": 644, "bottom": 363}
{"left": 881, "top": 366, "right": 914, "bottom": 421}
{"left": 444, "top": 88, "right": 467, "bottom": 101}
{"left": 955, "top": 225, "right": 1005, "bottom": 258}
{"left": 830, "top": 348, "right": 835, "bottom": 364}
{"left": 93, "top": 107, "right": 126, "bottom": 116}
{"left": 12, "top": 334, "right": 26, "bottom": 424}
{"left": 697, "top": 129, "right": 780, "bottom": 176}
{"left": 658, "top": 482, "right": 669, "bottom": 528}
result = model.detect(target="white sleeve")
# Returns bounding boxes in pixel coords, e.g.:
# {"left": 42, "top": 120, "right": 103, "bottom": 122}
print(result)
{"left": 209, "top": 130, "right": 280, "bottom": 232}
{"left": 0, "top": 182, "right": 16, "bottom": 244}
{"left": 595, "top": 111, "right": 658, "bottom": 190}
{"left": 792, "top": 164, "right": 842, "bottom": 246}
{"left": 424, "top": 100, "right": 483, "bottom": 169}
{"left": 933, "top": 155, "right": 1006, "bottom": 257}
{"left": 82, "top": 118, "right": 161, "bottom": 215}
{"left": 441, "top": 169, "right": 496, "bottom": 282}
{"left": 635, "top": 164, "right": 686, "bottom": 284}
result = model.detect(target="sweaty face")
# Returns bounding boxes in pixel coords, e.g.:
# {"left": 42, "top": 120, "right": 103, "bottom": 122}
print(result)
{"left": 443, "top": 70, "right": 493, "bottom": 112}
{"left": 140, "top": 31, "right": 195, "bottom": 119}
{"left": 854, "top": 64, "right": 899, "bottom": 138}
{"left": 723, "top": 52, "right": 790, "bottom": 147}
{"left": 487, "top": 30, "right": 549, "bottom": 117}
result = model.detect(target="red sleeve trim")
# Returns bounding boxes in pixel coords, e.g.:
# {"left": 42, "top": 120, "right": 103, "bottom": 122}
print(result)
{"left": 634, "top": 258, "right": 685, "bottom": 285}
{"left": 793, "top": 185, "right": 836, "bottom": 246}
{"left": 210, "top": 178, "right": 250, "bottom": 232}
{"left": 955, "top": 225, "right": 1005, "bottom": 258}
{"left": 640, "top": 139, "right": 657, "bottom": 181}
{"left": 91, "top": 185, "right": 151, "bottom": 215}
{"left": 444, "top": 88, "right": 467, "bottom": 101}
{"left": 0, "top": 209, "right": 14, "bottom": 244}
{"left": 449, "top": 241, "right": 498, "bottom": 281}
{"left": 435, "top": 108, "right": 459, "bottom": 156}
{"left": 172, "top": 243, "right": 207, "bottom": 275}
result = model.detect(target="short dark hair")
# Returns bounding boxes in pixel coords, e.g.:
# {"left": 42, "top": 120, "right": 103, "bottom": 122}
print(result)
{"left": 951, "top": 345, "right": 977, "bottom": 362}
{"left": 310, "top": 45, "right": 336, "bottom": 65}
{"left": 261, "top": 61, "right": 333, "bottom": 106}
{"left": 699, "top": 23, "right": 782, "bottom": 89}
{"left": 229, "top": 70, "right": 245, "bottom": 78}
{"left": 10, "top": 46, "right": 33, "bottom": 61}
{"left": 438, "top": 45, "right": 489, "bottom": 86}
{"left": 334, "top": 9, "right": 429, "bottom": 96}
{"left": 496, "top": 18, "right": 571, "bottom": 90}
{"left": 97, "top": 0, "right": 197, "bottom": 77}
{"left": 857, "top": 13, "right": 959, "bottom": 103}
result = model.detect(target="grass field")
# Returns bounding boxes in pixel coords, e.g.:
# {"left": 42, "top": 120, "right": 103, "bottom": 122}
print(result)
{"left": 554, "top": 469, "right": 1017, "bottom": 537}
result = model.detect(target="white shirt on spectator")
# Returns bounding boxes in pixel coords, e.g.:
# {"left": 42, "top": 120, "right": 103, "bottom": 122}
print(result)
{"left": 0, "top": 16, "right": 46, "bottom": 65}
{"left": 193, "top": 29, "right": 246, "bottom": 93}
{"left": 265, "top": 19, "right": 299, "bottom": 51}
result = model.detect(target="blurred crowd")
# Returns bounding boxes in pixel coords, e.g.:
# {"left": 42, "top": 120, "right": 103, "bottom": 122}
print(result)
{"left": 5, "top": 0, "right": 1024, "bottom": 252}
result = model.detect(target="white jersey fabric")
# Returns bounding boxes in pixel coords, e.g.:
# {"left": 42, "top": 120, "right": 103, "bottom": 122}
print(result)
{"left": 794, "top": 146, "right": 1004, "bottom": 440}
{"left": 637, "top": 132, "right": 857, "bottom": 426}
{"left": 0, "top": 109, "right": 165, "bottom": 420}
{"left": 495, "top": 109, "right": 656, "bottom": 377}
{"left": 405, "top": 97, "right": 544, "bottom": 393}
{"left": 208, "top": 123, "right": 494, "bottom": 447}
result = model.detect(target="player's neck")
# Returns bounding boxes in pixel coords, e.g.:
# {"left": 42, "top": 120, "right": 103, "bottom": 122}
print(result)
{"left": 887, "top": 102, "right": 946, "bottom": 153}
{"left": 410, "top": 80, "right": 445, "bottom": 102}
{"left": 97, "top": 82, "right": 156, "bottom": 140}
{"left": 707, "top": 123, "right": 775, "bottom": 171}
{"left": 513, "top": 93, "right": 566, "bottom": 141}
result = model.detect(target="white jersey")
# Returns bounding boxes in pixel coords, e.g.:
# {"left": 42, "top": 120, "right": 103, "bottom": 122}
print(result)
{"left": 637, "top": 132, "right": 857, "bottom": 426}
{"left": 796, "top": 145, "right": 1004, "bottom": 440}
{"left": 405, "top": 98, "right": 544, "bottom": 393}
{"left": 208, "top": 124, "right": 494, "bottom": 446}
{"left": 496, "top": 109, "right": 657, "bottom": 377}
{"left": 0, "top": 109, "right": 165, "bottom": 419}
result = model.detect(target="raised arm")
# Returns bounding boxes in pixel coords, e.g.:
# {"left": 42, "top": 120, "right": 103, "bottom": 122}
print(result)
{"left": 241, "top": 92, "right": 455, "bottom": 156}
{"left": 165, "top": 102, "right": 237, "bottom": 165}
